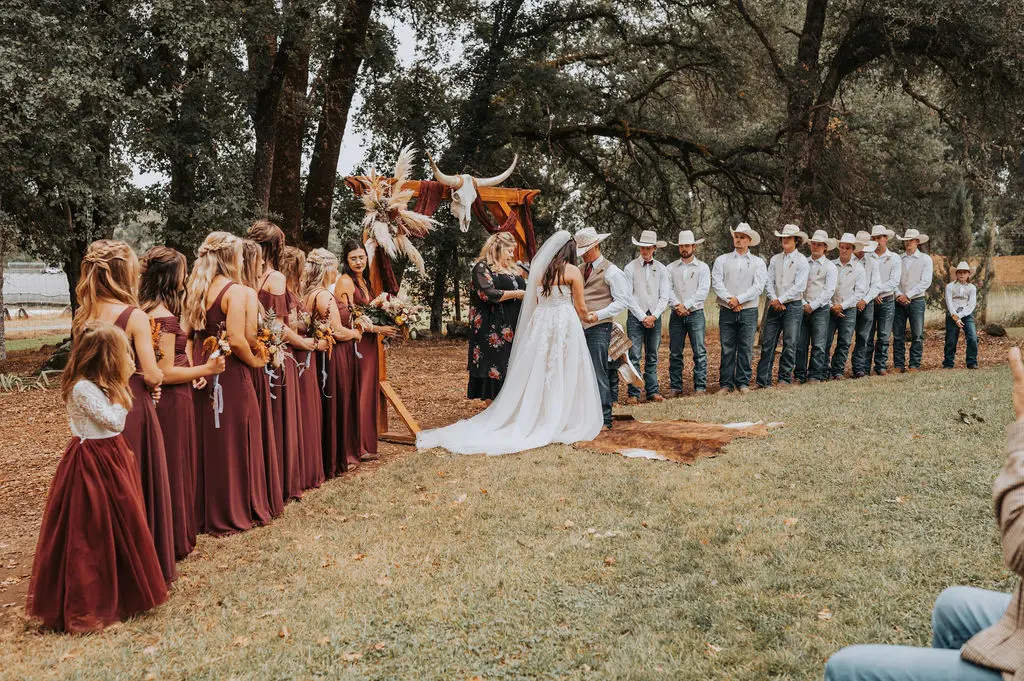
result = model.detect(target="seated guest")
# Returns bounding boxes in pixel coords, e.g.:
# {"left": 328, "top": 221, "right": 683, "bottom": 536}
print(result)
{"left": 943, "top": 261, "right": 979, "bottom": 370}
{"left": 825, "top": 346, "right": 1024, "bottom": 681}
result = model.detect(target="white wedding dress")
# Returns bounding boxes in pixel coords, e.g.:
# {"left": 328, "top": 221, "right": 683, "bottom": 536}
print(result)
{"left": 417, "top": 231, "right": 603, "bottom": 456}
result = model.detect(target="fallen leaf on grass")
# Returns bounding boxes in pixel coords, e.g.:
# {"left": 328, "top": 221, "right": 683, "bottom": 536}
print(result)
{"left": 232, "top": 636, "right": 250, "bottom": 648}
{"left": 453, "top": 493, "right": 467, "bottom": 504}
{"left": 258, "top": 609, "right": 282, "bottom": 619}
{"left": 604, "top": 556, "right": 616, "bottom": 566}
{"left": 437, "top": 471, "right": 446, "bottom": 478}
{"left": 372, "top": 642, "right": 387, "bottom": 651}
{"left": 888, "top": 496, "right": 907, "bottom": 504}
{"left": 142, "top": 645, "right": 159, "bottom": 656}
{"left": 817, "top": 606, "right": 834, "bottom": 621}
{"left": 705, "top": 642, "right": 721, "bottom": 657}
{"left": 479, "top": 488, "right": 488, "bottom": 495}
{"left": 351, "top": 553, "right": 367, "bottom": 561}
{"left": 782, "top": 517, "right": 800, "bottom": 527}
{"left": 321, "top": 555, "right": 336, "bottom": 568}
{"left": 563, "top": 520, "right": 575, "bottom": 529}
{"left": 317, "top": 636, "right": 330, "bottom": 646}
{"left": 341, "top": 651, "right": 362, "bottom": 662}
{"left": 278, "top": 626, "right": 290, "bottom": 639}
{"left": 59, "top": 648, "right": 81, "bottom": 662}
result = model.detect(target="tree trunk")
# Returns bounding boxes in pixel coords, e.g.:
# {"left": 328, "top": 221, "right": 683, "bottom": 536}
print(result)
{"left": 269, "top": 46, "right": 310, "bottom": 246}
{"left": 302, "top": 0, "right": 375, "bottom": 248}
{"left": 165, "top": 155, "right": 198, "bottom": 258}
{"left": 0, "top": 252, "right": 6, "bottom": 362}
{"left": 248, "top": 35, "right": 292, "bottom": 213}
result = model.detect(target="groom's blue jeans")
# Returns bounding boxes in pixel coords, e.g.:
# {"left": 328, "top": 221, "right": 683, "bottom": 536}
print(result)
{"left": 824, "top": 586, "right": 1007, "bottom": 681}
{"left": 584, "top": 323, "right": 615, "bottom": 428}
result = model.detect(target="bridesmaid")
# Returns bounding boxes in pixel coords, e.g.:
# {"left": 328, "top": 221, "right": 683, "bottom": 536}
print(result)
{"left": 336, "top": 241, "right": 397, "bottom": 462}
{"left": 241, "top": 239, "right": 284, "bottom": 517}
{"left": 248, "top": 221, "right": 313, "bottom": 501}
{"left": 185, "top": 232, "right": 272, "bottom": 535}
{"left": 27, "top": 321, "right": 167, "bottom": 632}
{"left": 139, "top": 247, "right": 225, "bottom": 559}
{"left": 303, "top": 248, "right": 362, "bottom": 477}
{"left": 74, "top": 240, "right": 176, "bottom": 584}
{"left": 280, "top": 246, "right": 325, "bottom": 491}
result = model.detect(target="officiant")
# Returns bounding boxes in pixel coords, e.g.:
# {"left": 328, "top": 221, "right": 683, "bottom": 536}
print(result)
{"left": 467, "top": 232, "right": 528, "bottom": 402}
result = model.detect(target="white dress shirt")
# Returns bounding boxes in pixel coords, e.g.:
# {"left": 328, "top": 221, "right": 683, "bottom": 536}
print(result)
{"left": 873, "top": 248, "right": 902, "bottom": 298}
{"left": 899, "top": 250, "right": 934, "bottom": 299}
{"left": 945, "top": 281, "right": 977, "bottom": 318}
{"left": 765, "top": 250, "right": 809, "bottom": 303}
{"left": 831, "top": 257, "right": 868, "bottom": 310}
{"left": 857, "top": 254, "right": 881, "bottom": 303}
{"left": 666, "top": 257, "right": 711, "bottom": 311}
{"left": 803, "top": 255, "right": 838, "bottom": 311}
{"left": 623, "top": 257, "right": 671, "bottom": 320}
{"left": 590, "top": 256, "right": 633, "bottom": 322}
{"left": 711, "top": 250, "right": 768, "bottom": 310}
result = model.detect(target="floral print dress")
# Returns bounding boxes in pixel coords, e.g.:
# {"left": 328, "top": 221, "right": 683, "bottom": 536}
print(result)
{"left": 467, "top": 261, "right": 526, "bottom": 401}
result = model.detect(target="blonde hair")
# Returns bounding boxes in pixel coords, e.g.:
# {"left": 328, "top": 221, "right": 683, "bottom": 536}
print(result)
{"left": 62, "top": 320, "right": 134, "bottom": 410}
{"left": 73, "top": 240, "right": 140, "bottom": 338}
{"left": 280, "top": 246, "right": 306, "bottom": 296}
{"left": 302, "top": 248, "right": 338, "bottom": 299}
{"left": 475, "top": 232, "right": 518, "bottom": 273}
{"left": 184, "top": 232, "right": 242, "bottom": 331}
{"left": 241, "top": 239, "right": 263, "bottom": 289}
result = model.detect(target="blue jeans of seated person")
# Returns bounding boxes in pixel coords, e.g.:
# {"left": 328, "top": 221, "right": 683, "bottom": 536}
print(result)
{"left": 827, "top": 307, "right": 857, "bottom": 379}
{"left": 944, "top": 313, "right": 979, "bottom": 369}
{"left": 718, "top": 306, "right": 758, "bottom": 391}
{"left": 824, "top": 586, "right": 1008, "bottom": 681}
{"left": 795, "top": 306, "right": 829, "bottom": 382}
{"left": 668, "top": 310, "right": 707, "bottom": 393}
{"left": 852, "top": 302, "right": 874, "bottom": 376}
{"left": 584, "top": 323, "right": 616, "bottom": 428}
{"left": 627, "top": 314, "right": 662, "bottom": 399}
{"left": 756, "top": 300, "right": 803, "bottom": 387}
{"left": 872, "top": 296, "right": 896, "bottom": 373}
{"left": 893, "top": 296, "right": 926, "bottom": 369}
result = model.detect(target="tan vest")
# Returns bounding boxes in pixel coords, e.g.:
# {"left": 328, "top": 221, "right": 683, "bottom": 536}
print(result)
{"left": 583, "top": 259, "right": 614, "bottom": 329}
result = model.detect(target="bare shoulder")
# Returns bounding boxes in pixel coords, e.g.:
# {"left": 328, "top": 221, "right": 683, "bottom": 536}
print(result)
{"left": 127, "top": 307, "right": 151, "bottom": 330}
{"left": 264, "top": 270, "right": 287, "bottom": 294}
{"left": 563, "top": 263, "right": 583, "bottom": 281}
{"left": 337, "top": 275, "right": 355, "bottom": 293}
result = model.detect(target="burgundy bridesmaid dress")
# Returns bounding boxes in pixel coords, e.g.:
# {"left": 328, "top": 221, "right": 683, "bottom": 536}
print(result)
{"left": 352, "top": 285, "right": 379, "bottom": 457}
{"left": 114, "top": 307, "right": 177, "bottom": 583}
{"left": 291, "top": 293, "right": 324, "bottom": 490}
{"left": 321, "top": 293, "right": 361, "bottom": 477}
{"left": 154, "top": 315, "right": 197, "bottom": 560}
{"left": 28, "top": 386, "right": 167, "bottom": 632}
{"left": 258, "top": 276, "right": 302, "bottom": 501}
{"left": 251, "top": 363, "right": 283, "bottom": 517}
{"left": 192, "top": 283, "right": 272, "bottom": 535}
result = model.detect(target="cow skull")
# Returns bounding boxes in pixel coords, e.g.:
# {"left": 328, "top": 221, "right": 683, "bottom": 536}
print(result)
{"left": 428, "top": 153, "right": 518, "bottom": 232}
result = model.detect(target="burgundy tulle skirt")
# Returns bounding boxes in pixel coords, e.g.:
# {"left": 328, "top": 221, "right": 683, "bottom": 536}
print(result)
{"left": 155, "top": 382, "right": 197, "bottom": 560}
{"left": 27, "top": 435, "right": 168, "bottom": 633}
{"left": 296, "top": 350, "right": 324, "bottom": 490}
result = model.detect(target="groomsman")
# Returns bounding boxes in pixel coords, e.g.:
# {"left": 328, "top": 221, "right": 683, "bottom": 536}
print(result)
{"left": 893, "top": 228, "right": 933, "bottom": 372}
{"left": 756, "top": 224, "right": 809, "bottom": 388}
{"left": 794, "top": 230, "right": 838, "bottom": 383}
{"left": 869, "top": 224, "right": 902, "bottom": 375}
{"left": 711, "top": 223, "right": 767, "bottom": 393}
{"left": 666, "top": 230, "right": 711, "bottom": 396}
{"left": 622, "top": 230, "right": 671, "bottom": 403}
{"left": 943, "top": 261, "right": 979, "bottom": 369}
{"left": 851, "top": 232, "right": 880, "bottom": 378}
{"left": 826, "top": 233, "right": 868, "bottom": 379}
{"left": 576, "top": 227, "right": 633, "bottom": 429}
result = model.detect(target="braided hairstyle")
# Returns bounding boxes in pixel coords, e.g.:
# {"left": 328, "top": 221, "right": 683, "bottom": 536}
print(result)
{"left": 302, "top": 248, "right": 339, "bottom": 300}
{"left": 139, "top": 246, "right": 187, "bottom": 317}
{"left": 247, "top": 219, "right": 285, "bottom": 272}
{"left": 184, "top": 232, "right": 242, "bottom": 331}
{"left": 73, "top": 240, "right": 140, "bottom": 337}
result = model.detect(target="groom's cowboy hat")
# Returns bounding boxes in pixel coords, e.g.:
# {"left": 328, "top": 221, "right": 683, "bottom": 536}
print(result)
{"left": 869, "top": 224, "right": 895, "bottom": 239}
{"left": 897, "top": 228, "right": 930, "bottom": 244}
{"left": 632, "top": 230, "right": 667, "bottom": 249}
{"left": 773, "top": 223, "right": 809, "bottom": 241}
{"left": 807, "top": 229, "right": 837, "bottom": 250}
{"left": 575, "top": 227, "right": 611, "bottom": 256}
{"left": 730, "top": 222, "right": 761, "bottom": 246}
{"left": 671, "top": 230, "right": 705, "bottom": 246}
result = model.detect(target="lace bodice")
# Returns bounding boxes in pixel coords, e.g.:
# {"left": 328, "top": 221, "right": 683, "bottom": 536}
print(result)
{"left": 67, "top": 380, "right": 127, "bottom": 440}
{"left": 536, "top": 285, "right": 574, "bottom": 309}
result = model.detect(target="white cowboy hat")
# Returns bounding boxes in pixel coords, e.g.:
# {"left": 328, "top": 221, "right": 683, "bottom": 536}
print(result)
{"left": 575, "top": 227, "right": 611, "bottom": 255}
{"left": 773, "top": 223, "right": 809, "bottom": 240}
{"left": 807, "top": 229, "right": 837, "bottom": 250}
{"left": 631, "top": 230, "right": 667, "bottom": 248}
{"left": 897, "top": 228, "right": 930, "bottom": 244}
{"left": 671, "top": 230, "right": 705, "bottom": 246}
{"left": 859, "top": 240, "right": 878, "bottom": 253}
{"left": 730, "top": 222, "right": 761, "bottom": 247}
{"left": 870, "top": 224, "right": 895, "bottom": 239}
{"left": 837, "top": 232, "right": 859, "bottom": 246}
{"left": 955, "top": 261, "right": 972, "bottom": 272}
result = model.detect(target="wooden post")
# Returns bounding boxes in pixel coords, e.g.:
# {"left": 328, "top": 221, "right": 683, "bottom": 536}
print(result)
{"left": 376, "top": 334, "right": 421, "bottom": 445}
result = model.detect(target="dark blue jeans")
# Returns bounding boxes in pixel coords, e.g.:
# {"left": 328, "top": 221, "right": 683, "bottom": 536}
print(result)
{"left": 795, "top": 306, "right": 829, "bottom": 382}
{"left": 627, "top": 314, "right": 662, "bottom": 398}
{"left": 893, "top": 297, "right": 926, "bottom": 369}
{"left": 943, "top": 314, "right": 978, "bottom": 368}
{"left": 584, "top": 323, "right": 616, "bottom": 428}
{"left": 827, "top": 308, "right": 858, "bottom": 378}
{"left": 852, "top": 302, "right": 874, "bottom": 376}
{"left": 871, "top": 296, "right": 896, "bottom": 374}
{"left": 718, "top": 306, "right": 758, "bottom": 391}
{"left": 756, "top": 300, "right": 803, "bottom": 387}
{"left": 668, "top": 310, "right": 707, "bottom": 392}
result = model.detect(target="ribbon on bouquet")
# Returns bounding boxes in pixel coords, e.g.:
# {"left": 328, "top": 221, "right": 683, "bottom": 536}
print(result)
{"left": 265, "top": 364, "right": 280, "bottom": 398}
{"left": 211, "top": 375, "right": 225, "bottom": 429}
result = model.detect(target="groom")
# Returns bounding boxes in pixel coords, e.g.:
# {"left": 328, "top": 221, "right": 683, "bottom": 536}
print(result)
{"left": 576, "top": 227, "right": 633, "bottom": 429}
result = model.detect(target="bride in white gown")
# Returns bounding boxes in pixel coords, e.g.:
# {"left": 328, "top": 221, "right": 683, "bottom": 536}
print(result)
{"left": 417, "top": 230, "right": 603, "bottom": 455}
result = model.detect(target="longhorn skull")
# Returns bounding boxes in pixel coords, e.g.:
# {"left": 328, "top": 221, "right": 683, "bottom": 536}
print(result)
{"left": 428, "top": 153, "right": 518, "bottom": 232}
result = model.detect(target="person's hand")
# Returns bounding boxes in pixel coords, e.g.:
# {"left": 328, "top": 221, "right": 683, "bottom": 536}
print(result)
{"left": 150, "top": 384, "right": 162, "bottom": 404}
{"left": 643, "top": 315, "right": 656, "bottom": 328}
{"left": 379, "top": 325, "right": 400, "bottom": 338}
{"left": 205, "top": 354, "right": 227, "bottom": 376}
{"left": 956, "top": 318, "right": 965, "bottom": 329}
{"left": 316, "top": 338, "right": 329, "bottom": 352}
{"left": 585, "top": 312, "right": 599, "bottom": 324}
{"left": 302, "top": 337, "right": 317, "bottom": 352}
{"left": 674, "top": 304, "right": 689, "bottom": 317}
{"left": 856, "top": 300, "right": 867, "bottom": 312}
{"left": 515, "top": 290, "right": 526, "bottom": 300}
{"left": 727, "top": 297, "right": 740, "bottom": 310}
{"left": 803, "top": 303, "right": 812, "bottom": 315}
{"left": 1010, "top": 346, "right": 1024, "bottom": 422}
{"left": 770, "top": 299, "right": 785, "bottom": 312}
{"left": 192, "top": 377, "right": 208, "bottom": 390}
{"left": 356, "top": 316, "right": 372, "bottom": 331}
{"left": 897, "top": 294, "right": 910, "bottom": 306}
{"left": 874, "top": 295, "right": 883, "bottom": 304}
{"left": 831, "top": 303, "right": 844, "bottom": 316}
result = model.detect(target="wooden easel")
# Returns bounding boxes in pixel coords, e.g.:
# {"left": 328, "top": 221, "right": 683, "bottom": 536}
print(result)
{"left": 343, "top": 176, "right": 541, "bottom": 446}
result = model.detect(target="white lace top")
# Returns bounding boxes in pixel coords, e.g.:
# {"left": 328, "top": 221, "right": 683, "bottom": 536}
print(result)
{"left": 67, "top": 380, "right": 128, "bottom": 440}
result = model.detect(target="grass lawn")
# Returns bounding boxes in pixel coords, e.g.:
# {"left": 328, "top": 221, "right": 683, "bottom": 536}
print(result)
{"left": 1, "top": 365, "right": 1016, "bottom": 680}
{"left": 2, "top": 335, "right": 66, "bottom": 354}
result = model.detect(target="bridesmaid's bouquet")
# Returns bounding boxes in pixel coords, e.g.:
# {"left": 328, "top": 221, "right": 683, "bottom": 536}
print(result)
{"left": 356, "top": 292, "right": 425, "bottom": 339}
{"left": 150, "top": 318, "right": 165, "bottom": 362}
{"left": 255, "top": 308, "right": 287, "bottom": 370}
{"left": 201, "top": 323, "right": 232, "bottom": 429}
{"left": 309, "top": 315, "right": 336, "bottom": 358}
